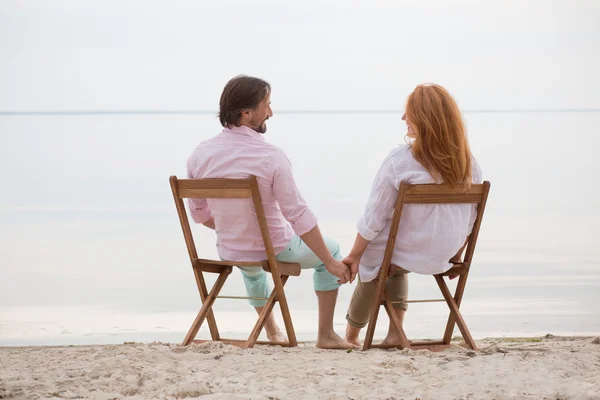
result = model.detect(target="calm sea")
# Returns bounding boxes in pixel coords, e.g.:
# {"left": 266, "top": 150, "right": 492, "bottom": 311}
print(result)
{"left": 1, "top": 111, "right": 599, "bottom": 345}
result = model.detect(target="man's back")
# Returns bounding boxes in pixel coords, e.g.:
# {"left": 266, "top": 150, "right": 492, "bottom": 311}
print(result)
{"left": 187, "top": 125, "right": 317, "bottom": 261}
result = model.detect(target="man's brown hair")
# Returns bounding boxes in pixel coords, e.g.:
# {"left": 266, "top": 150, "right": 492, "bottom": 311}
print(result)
{"left": 219, "top": 75, "right": 271, "bottom": 128}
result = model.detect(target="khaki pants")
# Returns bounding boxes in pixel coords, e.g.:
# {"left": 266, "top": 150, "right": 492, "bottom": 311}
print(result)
{"left": 346, "top": 270, "right": 408, "bottom": 328}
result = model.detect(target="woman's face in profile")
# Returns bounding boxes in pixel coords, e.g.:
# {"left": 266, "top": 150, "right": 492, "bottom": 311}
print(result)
{"left": 402, "top": 113, "right": 417, "bottom": 138}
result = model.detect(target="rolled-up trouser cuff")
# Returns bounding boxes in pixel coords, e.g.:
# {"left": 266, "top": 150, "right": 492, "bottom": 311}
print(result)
{"left": 345, "top": 271, "right": 409, "bottom": 327}
{"left": 346, "top": 313, "right": 368, "bottom": 328}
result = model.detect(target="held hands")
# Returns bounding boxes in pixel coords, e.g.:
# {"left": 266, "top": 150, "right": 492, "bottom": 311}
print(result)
{"left": 324, "top": 259, "right": 352, "bottom": 284}
{"left": 341, "top": 255, "right": 360, "bottom": 284}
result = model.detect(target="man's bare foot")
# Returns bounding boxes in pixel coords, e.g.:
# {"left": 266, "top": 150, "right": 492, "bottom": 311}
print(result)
{"left": 380, "top": 334, "right": 402, "bottom": 347}
{"left": 316, "top": 331, "right": 357, "bottom": 349}
{"left": 345, "top": 335, "right": 361, "bottom": 347}
{"left": 266, "top": 330, "right": 288, "bottom": 344}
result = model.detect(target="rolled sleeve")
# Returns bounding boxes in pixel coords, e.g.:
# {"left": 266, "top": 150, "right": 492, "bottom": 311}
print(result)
{"left": 186, "top": 155, "right": 212, "bottom": 224}
{"left": 272, "top": 151, "right": 318, "bottom": 236}
{"left": 357, "top": 156, "right": 398, "bottom": 241}
{"left": 187, "top": 198, "right": 212, "bottom": 224}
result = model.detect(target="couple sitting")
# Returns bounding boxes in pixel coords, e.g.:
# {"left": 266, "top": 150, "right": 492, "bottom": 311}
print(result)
{"left": 187, "top": 75, "right": 482, "bottom": 349}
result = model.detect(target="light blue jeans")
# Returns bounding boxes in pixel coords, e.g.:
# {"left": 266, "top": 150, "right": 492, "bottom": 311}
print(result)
{"left": 239, "top": 235, "right": 342, "bottom": 307}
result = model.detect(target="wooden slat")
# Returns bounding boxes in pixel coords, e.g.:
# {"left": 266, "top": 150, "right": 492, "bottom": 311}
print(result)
{"left": 176, "top": 178, "right": 253, "bottom": 199}
{"left": 405, "top": 183, "right": 486, "bottom": 195}
{"left": 195, "top": 263, "right": 233, "bottom": 274}
{"left": 369, "top": 342, "right": 450, "bottom": 352}
{"left": 192, "top": 339, "right": 292, "bottom": 347}
{"left": 178, "top": 188, "right": 252, "bottom": 199}
{"left": 403, "top": 193, "right": 482, "bottom": 204}
{"left": 410, "top": 340, "right": 446, "bottom": 346}
{"left": 408, "top": 344, "right": 451, "bottom": 352}
{"left": 196, "top": 258, "right": 262, "bottom": 267}
{"left": 261, "top": 260, "right": 301, "bottom": 277}
{"left": 194, "top": 259, "right": 301, "bottom": 276}
{"left": 177, "top": 179, "right": 253, "bottom": 190}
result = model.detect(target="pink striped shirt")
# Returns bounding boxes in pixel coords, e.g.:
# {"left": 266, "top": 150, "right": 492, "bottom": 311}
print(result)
{"left": 186, "top": 125, "right": 318, "bottom": 261}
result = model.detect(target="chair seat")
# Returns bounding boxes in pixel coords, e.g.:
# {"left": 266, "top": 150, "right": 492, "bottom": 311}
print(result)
{"left": 195, "top": 258, "right": 301, "bottom": 276}
{"left": 387, "top": 263, "right": 468, "bottom": 277}
{"left": 438, "top": 263, "right": 468, "bottom": 277}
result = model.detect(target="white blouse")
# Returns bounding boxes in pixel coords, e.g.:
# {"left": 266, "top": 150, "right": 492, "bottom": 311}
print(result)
{"left": 357, "top": 144, "right": 483, "bottom": 282}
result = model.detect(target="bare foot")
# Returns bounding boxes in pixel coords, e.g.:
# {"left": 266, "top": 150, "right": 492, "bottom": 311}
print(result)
{"left": 267, "top": 330, "right": 288, "bottom": 344}
{"left": 345, "top": 325, "right": 361, "bottom": 347}
{"left": 316, "top": 331, "right": 357, "bottom": 349}
{"left": 345, "top": 335, "right": 361, "bottom": 348}
{"left": 380, "top": 334, "right": 402, "bottom": 347}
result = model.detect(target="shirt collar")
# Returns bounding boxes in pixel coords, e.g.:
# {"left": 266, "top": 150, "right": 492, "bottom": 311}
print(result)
{"left": 223, "top": 124, "right": 265, "bottom": 142}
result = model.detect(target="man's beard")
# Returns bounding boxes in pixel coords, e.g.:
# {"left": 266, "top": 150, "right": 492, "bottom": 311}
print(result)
{"left": 254, "top": 118, "right": 268, "bottom": 134}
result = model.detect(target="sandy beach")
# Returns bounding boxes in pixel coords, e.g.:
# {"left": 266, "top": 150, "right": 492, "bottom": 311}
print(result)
{"left": 2, "top": 335, "right": 599, "bottom": 399}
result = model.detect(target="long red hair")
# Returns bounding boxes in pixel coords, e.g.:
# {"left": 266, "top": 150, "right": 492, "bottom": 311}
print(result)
{"left": 406, "top": 84, "right": 472, "bottom": 185}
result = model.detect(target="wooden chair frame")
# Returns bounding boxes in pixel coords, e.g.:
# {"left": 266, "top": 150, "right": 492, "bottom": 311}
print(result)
{"left": 169, "top": 175, "right": 301, "bottom": 349}
{"left": 362, "top": 181, "right": 491, "bottom": 351}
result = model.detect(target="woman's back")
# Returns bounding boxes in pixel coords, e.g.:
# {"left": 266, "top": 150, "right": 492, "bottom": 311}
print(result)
{"left": 357, "top": 144, "right": 482, "bottom": 281}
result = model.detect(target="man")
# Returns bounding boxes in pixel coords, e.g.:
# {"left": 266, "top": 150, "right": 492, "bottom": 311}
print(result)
{"left": 187, "top": 75, "right": 354, "bottom": 349}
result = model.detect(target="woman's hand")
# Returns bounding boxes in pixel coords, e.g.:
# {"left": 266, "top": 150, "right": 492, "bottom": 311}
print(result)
{"left": 342, "top": 255, "right": 360, "bottom": 284}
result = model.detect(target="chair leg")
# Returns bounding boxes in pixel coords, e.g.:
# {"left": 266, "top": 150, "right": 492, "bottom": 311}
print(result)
{"left": 383, "top": 291, "right": 410, "bottom": 349}
{"left": 182, "top": 270, "right": 229, "bottom": 346}
{"left": 363, "top": 276, "right": 387, "bottom": 350}
{"left": 272, "top": 274, "right": 297, "bottom": 347}
{"left": 244, "top": 275, "right": 293, "bottom": 349}
{"left": 441, "top": 272, "right": 469, "bottom": 345}
{"left": 193, "top": 269, "right": 221, "bottom": 341}
{"left": 435, "top": 275, "right": 477, "bottom": 350}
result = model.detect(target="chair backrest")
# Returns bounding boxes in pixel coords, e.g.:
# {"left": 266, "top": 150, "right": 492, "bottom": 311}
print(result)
{"left": 382, "top": 181, "right": 491, "bottom": 274}
{"left": 169, "top": 175, "right": 280, "bottom": 275}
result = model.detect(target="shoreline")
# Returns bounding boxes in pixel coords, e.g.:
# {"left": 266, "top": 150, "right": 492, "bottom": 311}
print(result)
{"left": 1, "top": 333, "right": 598, "bottom": 349}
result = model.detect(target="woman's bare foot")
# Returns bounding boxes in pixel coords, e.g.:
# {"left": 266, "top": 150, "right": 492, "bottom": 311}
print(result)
{"left": 345, "top": 324, "right": 361, "bottom": 347}
{"left": 379, "top": 334, "right": 401, "bottom": 347}
{"left": 316, "top": 331, "right": 357, "bottom": 349}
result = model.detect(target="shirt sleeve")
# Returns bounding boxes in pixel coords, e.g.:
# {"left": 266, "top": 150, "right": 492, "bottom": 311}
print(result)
{"left": 272, "top": 151, "right": 318, "bottom": 236}
{"left": 186, "top": 156, "right": 212, "bottom": 224}
{"left": 357, "top": 155, "right": 398, "bottom": 241}
{"left": 468, "top": 158, "right": 484, "bottom": 234}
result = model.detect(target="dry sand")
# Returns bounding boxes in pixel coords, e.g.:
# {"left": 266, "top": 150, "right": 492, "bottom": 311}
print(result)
{"left": 1, "top": 335, "right": 599, "bottom": 399}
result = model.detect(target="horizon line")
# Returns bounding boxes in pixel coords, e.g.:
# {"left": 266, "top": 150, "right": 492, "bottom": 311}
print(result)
{"left": 1, "top": 108, "right": 600, "bottom": 116}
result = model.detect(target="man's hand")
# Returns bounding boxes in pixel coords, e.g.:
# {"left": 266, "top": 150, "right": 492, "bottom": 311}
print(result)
{"left": 342, "top": 255, "right": 360, "bottom": 284}
{"left": 324, "top": 259, "right": 352, "bottom": 284}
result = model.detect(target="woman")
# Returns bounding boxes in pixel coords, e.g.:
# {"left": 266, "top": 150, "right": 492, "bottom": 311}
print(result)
{"left": 343, "top": 83, "right": 482, "bottom": 347}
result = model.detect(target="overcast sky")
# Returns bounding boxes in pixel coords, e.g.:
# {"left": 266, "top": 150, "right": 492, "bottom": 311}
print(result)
{"left": 1, "top": 0, "right": 598, "bottom": 111}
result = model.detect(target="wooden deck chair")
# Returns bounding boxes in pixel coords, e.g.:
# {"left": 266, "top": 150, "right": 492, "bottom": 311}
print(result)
{"left": 169, "top": 175, "right": 301, "bottom": 349}
{"left": 362, "top": 181, "right": 491, "bottom": 351}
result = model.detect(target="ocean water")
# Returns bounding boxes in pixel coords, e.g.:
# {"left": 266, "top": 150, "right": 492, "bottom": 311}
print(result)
{"left": 1, "top": 111, "right": 599, "bottom": 346}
